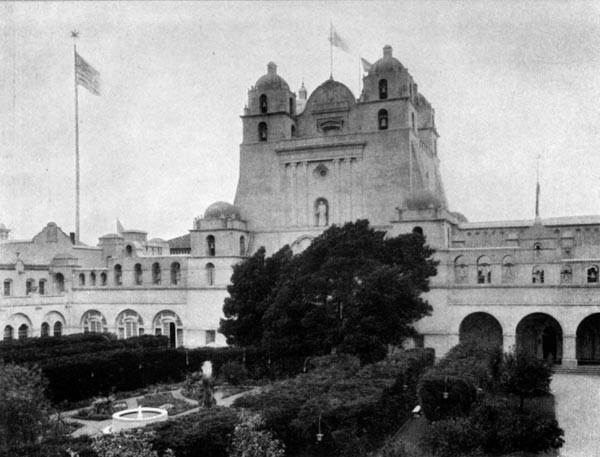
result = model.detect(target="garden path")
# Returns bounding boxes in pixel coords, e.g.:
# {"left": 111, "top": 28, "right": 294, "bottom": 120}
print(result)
{"left": 552, "top": 373, "right": 600, "bottom": 457}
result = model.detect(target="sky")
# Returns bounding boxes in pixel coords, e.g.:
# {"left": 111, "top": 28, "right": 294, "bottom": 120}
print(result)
{"left": 1, "top": 1, "right": 600, "bottom": 244}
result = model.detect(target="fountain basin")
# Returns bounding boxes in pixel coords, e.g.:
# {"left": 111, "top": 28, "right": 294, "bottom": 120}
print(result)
{"left": 111, "top": 407, "right": 168, "bottom": 432}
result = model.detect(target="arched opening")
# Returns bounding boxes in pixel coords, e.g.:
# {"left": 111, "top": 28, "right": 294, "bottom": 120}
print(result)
{"left": 258, "top": 122, "right": 267, "bottom": 142}
{"left": 41, "top": 322, "right": 50, "bottom": 337}
{"left": 378, "top": 79, "right": 388, "bottom": 99}
{"left": 412, "top": 226, "right": 423, "bottom": 235}
{"left": 577, "top": 314, "right": 600, "bottom": 365}
{"left": 291, "top": 125, "right": 296, "bottom": 137}
{"left": 3, "top": 325, "right": 13, "bottom": 341}
{"left": 206, "top": 263, "right": 215, "bottom": 286}
{"left": 90, "top": 272, "right": 96, "bottom": 287}
{"left": 314, "top": 198, "right": 329, "bottom": 227}
{"left": 459, "top": 312, "right": 503, "bottom": 348}
{"left": 53, "top": 321, "right": 62, "bottom": 337}
{"left": 79, "top": 273, "right": 85, "bottom": 286}
{"left": 259, "top": 94, "right": 268, "bottom": 113}
{"left": 153, "top": 310, "right": 183, "bottom": 347}
{"left": 114, "top": 264, "right": 122, "bottom": 286}
{"left": 54, "top": 273, "right": 65, "bottom": 294}
{"left": 100, "top": 272, "right": 107, "bottom": 286}
{"left": 502, "top": 256, "right": 515, "bottom": 283}
{"left": 477, "top": 256, "right": 491, "bottom": 284}
{"left": 125, "top": 245, "right": 133, "bottom": 257}
{"left": 516, "top": 313, "right": 562, "bottom": 363}
{"left": 18, "top": 324, "right": 28, "bottom": 340}
{"left": 532, "top": 265, "right": 544, "bottom": 284}
{"left": 289, "top": 97, "right": 294, "bottom": 114}
{"left": 587, "top": 265, "right": 599, "bottom": 283}
{"left": 170, "top": 262, "right": 181, "bottom": 285}
{"left": 25, "top": 278, "right": 35, "bottom": 295}
{"left": 81, "top": 310, "right": 107, "bottom": 334}
{"left": 206, "top": 235, "right": 216, "bottom": 257}
{"left": 239, "top": 236, "right": 246, "bottom": 256}
{"left": 38, "top": 279, "right": 46, "bottom": 295}
{"left": 411, "top": 112, "right": 415, "bottom": 131}
{"left": 134, "top": 263, "right": 143, "bottom": 285}
{"left": 560, "top": 264, "right": 572, "bottom": 284}
{"left": 378, "top": 109, "right": 388, "bottom": 130}
{"left": 454, "top": 255, "right": 468, "bottom": 284}
{"left": 152, "top": 263, "right": 161, "bottom": 285}
{"left": 116, "top": 309, "right": 144, "bottom": 339}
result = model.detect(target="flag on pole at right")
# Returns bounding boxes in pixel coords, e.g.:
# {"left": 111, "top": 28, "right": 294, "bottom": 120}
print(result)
{"left": 329, "top": 25, "right": 351, "bottom": 54}
{"left": 75, "top": 52, "right": 101, "bottom": 95}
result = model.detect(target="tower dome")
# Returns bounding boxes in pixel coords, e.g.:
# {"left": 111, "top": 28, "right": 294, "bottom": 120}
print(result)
{"left": 204, "top": 201, "right": 242, "bottom": 220}
{"left": 255, "top": 62, "right": 289, "bottom": 91}
{"left": 371, "top": 45, "right": 404, "bottom": 74}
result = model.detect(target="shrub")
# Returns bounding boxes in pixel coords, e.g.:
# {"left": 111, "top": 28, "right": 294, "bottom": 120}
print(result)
{"left": 435, "top": 342, "right": 502, "bottom": 390}
{"left": 420, "top": 416, "right": 481, "bottom": 457}
{"left": 220, "top": 360, "right": 248, "bottom": 385}
{"left": 418, "top": 373, "right": 477, "bottom": 421}
{"left": 228, "top": 411, "right": 285, "bottom": 457}
{"left": 151, "top": 407, "right": 238, "bottom": 457}
{"left": 499, "top": 350, "right": 553, "bottom": 411}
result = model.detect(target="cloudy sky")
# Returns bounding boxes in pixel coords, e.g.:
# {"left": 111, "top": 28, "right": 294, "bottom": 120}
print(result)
{"left": 1, "top": 1, "right": 600, "bottom": 243}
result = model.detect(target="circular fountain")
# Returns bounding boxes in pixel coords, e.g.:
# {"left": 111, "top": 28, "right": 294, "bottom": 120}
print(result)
{"left": 110, "top": 405, "right": 168, "bottom": 432}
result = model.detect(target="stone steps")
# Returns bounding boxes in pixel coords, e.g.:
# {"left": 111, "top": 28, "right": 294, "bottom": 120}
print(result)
{"left": 554, "top": 365, "right": 600, "bottom": 375}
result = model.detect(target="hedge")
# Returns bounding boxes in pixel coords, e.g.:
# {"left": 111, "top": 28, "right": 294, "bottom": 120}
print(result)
{"left": 418, "top": 373, "right": 477, "bottom": 421}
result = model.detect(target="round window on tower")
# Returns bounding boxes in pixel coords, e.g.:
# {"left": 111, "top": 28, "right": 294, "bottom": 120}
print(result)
{"left": 314, "top": 164, "right": 329, "bottom": 179}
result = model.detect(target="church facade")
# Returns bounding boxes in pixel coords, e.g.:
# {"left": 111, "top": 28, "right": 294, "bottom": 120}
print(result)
{"left": 2, "top": 45, "right": 600, "bottom": 368}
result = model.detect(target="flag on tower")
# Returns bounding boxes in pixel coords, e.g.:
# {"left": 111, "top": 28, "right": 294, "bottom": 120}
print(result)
{"left": 329, "top": 25, "right": 351, "bottom": 54}
{"left": 361, "top": 57, "right": 372, "bottom": 72}
{"left": 75, "top": 52, "right": 101, "bottom": 95}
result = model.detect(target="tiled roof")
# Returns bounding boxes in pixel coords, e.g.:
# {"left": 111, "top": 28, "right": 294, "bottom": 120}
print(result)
{"left": 168, "top": 234, "right": 190, "bottom": 249}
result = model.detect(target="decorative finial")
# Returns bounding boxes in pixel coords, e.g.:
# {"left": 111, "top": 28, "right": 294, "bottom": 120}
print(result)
{"left": 70, "top": 30, "right": 79, "bottom": 39}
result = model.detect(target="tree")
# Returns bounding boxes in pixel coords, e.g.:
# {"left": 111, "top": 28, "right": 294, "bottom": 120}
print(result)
{"left": 221, "top": 220, "right": 437, "bottom": 363}
{"left": 0, "top": 363, "right": 52, "bottom": 453}
{"left": 499, "top": 351, "right": 553, "bottom": 412}
{"left": 228, "top": 411, "right": 285, "bottom": 457}
{"left": 92, "top": 430, "right": 174, "bottom": 457}
{"left": 221, "top": 246, "right": 293, "bottom": 346}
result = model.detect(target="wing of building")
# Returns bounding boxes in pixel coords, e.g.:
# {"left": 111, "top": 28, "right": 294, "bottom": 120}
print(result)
{"left": 1, "top": 46, "right": 597, "bottom": 368}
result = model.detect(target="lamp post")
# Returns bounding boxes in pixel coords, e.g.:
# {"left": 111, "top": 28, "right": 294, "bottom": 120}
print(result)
{"left": 443, "top": 375, "right": 449, "bottom": 400}
{"left": 316, "top": 413, "right": 323, "bottom": 442}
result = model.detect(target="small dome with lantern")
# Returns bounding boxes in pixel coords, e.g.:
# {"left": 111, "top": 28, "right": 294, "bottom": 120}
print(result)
{"left": 204, "top": 201, "right": 242, "bottom": 220}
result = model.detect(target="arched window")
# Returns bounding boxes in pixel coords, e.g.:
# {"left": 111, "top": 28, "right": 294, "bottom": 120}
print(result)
{"left": 79, "top": 273, "right": 85, "bottom": 286}
{"left": 412, "top": 226, "right": 423, "bottom": 235}
{"left": 379, "top": 79, "right": 388, "bottom": 99}
{"left": 561, "top": 265, "right": 572, "bottom": 284}
{"left": 134, "top": 264, "right": 143, "bottom": 285}
{"left": 3, "top": 325, "right": 13, "bottom": 341}
{"left": 477, "top": 256, "right": 492, "bottom": 284}
{"left": 532, "top": 265, "right": 545, "bottom": 284}
{"left": 53, "top": 321, "right": 62, "bottom": 337}
{"left": 588, "top": 265, "right": 599, "bottom": 283}
{"left": 125, "top": 245, "right": 133, "bottom": 257}
{"left": 152, "top": 263, "right": 161, "bottom": 285}
{"left": 82, "top": 310, "right": 107, "bottom": 334}
{"left": 41, "top": 322, "right": 50, "bottom": 337}
{"left": 378, "top": 109, "right": 388, "bottom": 130}
{"left": 206, "top": 263, "right": 215, "bottom": 286}
{"left": 38, "top": 279, "right": 46, "bottom": 295}
{"left": 289, "top": 97, "right": 294, "bottom": 114}
{"left": 170, "top": 262, "right": 181, "bottom": 285}
{"left": 454, "top": 256, "right": 468, "bottom": 284}
{"left": 502, "top": 256, "right": 515, "bottom": 283}
{"left": 259, "top": 94, "right": 268, "bottom": 113}
{"left": 258, "top": 122, "right": 267, "bottom": 142}
{"left": 54, "top": 273, "right": 65, "bottom": 294}
{"left": 207, "top": 235, "right": 216, "bottom": 257}
{"left": 114, "top": 265, "right": 122, "bottom": 286}
{"left": 3, "top": 279, "right": 11, "bottom": 296}
{"left": 90, "top": 272, "right": 96, "bottom": 286}
{"left": 534, "top": 243, "right": 542, "bottom": 258}
{"left": 18, "top": 324, "right": 28, "bottom": 340}
{"left": 153, "top": 310, "right": 184, "bottom": 347}
{"left": 240, "top": 236, "right": 246, "bottom": 256}
{"left": 411, "top": 112, "right": 415, "bottom": 131}
{"left": 26, "top": 278, "right": 34, "bottom": 295}
{"left": 116, "top": 310, "right": 144, "bottom": 339}
{"left": 291, "top": 125, "right": 296, "bottom": 137}
{"left": 100, "top": 272, "right": 107, "bottom": 286}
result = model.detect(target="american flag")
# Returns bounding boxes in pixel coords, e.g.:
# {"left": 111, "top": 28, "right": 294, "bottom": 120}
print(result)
{"left": 75, "top": 52, "right": 100, "bottom": 96}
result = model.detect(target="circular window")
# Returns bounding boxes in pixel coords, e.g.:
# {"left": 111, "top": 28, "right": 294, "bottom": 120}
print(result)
{"left": 314, "top": 164, "right": 329, "bottom": 179}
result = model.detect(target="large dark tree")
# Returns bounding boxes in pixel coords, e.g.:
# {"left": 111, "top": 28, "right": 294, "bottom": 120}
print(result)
{"left": 220, "top": 220, "right": 437, "bottom": 363}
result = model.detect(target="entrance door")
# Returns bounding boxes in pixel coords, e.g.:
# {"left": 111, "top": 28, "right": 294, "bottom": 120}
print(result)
{"left": 168, "top": 322, "right": 176, "bottom": 347}
{"left": 543, "top": 327, "right": 557, "bottom": 361}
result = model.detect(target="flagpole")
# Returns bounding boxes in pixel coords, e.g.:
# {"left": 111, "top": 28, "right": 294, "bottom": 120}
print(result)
{"left": 72, "top": 31, "right": 80, "bottom": 244}
{"left": 329, "top": 22, "right": 333, "bottom": 79}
